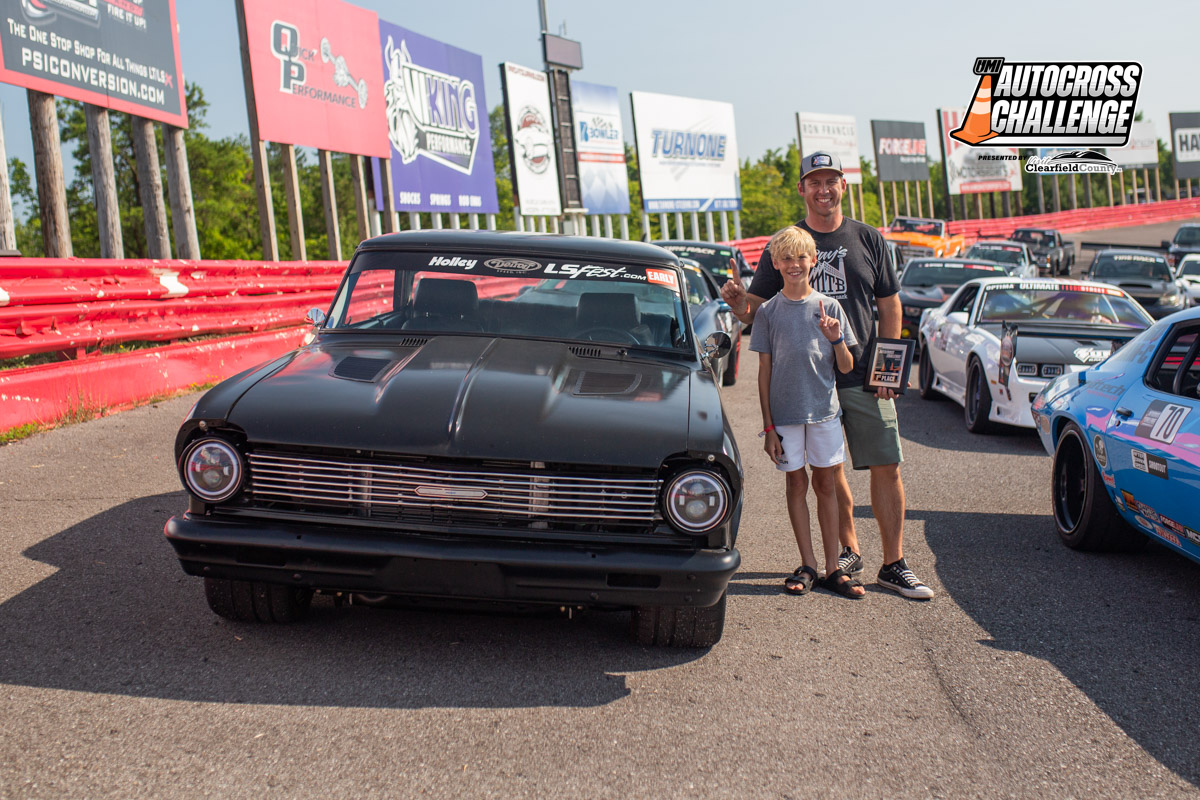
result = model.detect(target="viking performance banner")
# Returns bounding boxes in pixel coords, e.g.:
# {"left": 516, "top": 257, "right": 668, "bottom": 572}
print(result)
{"left": 0, "top": 0, "right": 187, "bottom": 126}
{"left": 242, "top": 0, "right": 388, "bottom": 157}
{"left": 500, "top": 62, "right": 561, "bottom": 217}
{"left": 796, "top": 112, "right": 862, "bottom": 185}
{"left": 871, "top": 120, "right": 930, "bottom": 182}
{"left": 630, "top": 90, "right": 740, "bottom": 213}
{"left": 570, "top": 79, "right": 629, "bottom": 215}
{"left": 938, "top": 108, "right": 1023, "bottom": 194}
{"left": 1171, "top": 112, "right": 1200, "bottom": 181}
{"left": 375, "top": 21, "right": 497, "bottom": 214}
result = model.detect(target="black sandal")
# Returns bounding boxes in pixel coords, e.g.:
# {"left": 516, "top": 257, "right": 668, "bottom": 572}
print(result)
{"left": 785, "top": 565, "right": 818, "bottom": 595}
{"left": 820, "top": 568, "right": 866, "bottom": 600}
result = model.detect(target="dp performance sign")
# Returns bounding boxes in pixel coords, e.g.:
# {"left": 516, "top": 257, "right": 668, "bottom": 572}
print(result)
{"left": 938, "top": 108, "right": 1022, "bottom": 194}
{"left": 796, "top": 112, "right": 862, "bottom": 185}
{"left": 570, "top": 79, "right": 629, "bottom": 215}
{"left": 243, "top": 0, "right": 388, "bottom": 157}
{"left": 871, "top": 120, "right": 930, "bottom": 182}
{"left": 378, "top": 21, "right": 497, "bottom": 214}
{"left": 630, "top": 91, "right": 740, "bottom": 213}
{"left": 1170, "top": 113, "right": 1200, "bottom": 181}
{"left": 0, "top": 0, "right": 186, "bottom": 126}
{"left": 501, "top": 62, "right": 561, "bottom": 217}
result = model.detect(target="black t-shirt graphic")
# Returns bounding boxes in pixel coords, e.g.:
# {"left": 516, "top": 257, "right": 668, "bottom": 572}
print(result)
{"left": 748, "top": 218, "right": 899, "bottom": 389}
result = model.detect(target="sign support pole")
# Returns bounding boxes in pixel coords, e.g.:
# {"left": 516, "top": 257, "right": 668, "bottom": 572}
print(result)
{"left": 705, "top": 211, "right": 714, "bottom": 242}
{"left": 350, "top": 155, "right": 369, "bottom": 245}
{"left": 280, "top": 143, "right": 306, "bottom": 260}
{"left": 235, "top": 0, "right": 278, "bottom": 260}
{"left": 732, "top": 210, "right": 741, "bottom": 240}
{"left": 903, "top": 181, "right": 911, "bottom": 215}
{"left": 132, "top": 116, "right": 171, "bottom": 258}
{"left": 85, "top": 104, "right": 123, "bottom": 259}
{"left": 380, "top": 158, "right": 397, "bottom": 232}
{"left": 0, "top": 106, "right": 14, "bottom": 251}
{"left": 162, "top": 124, "right": 200, "bottom": 259}
{"left": 27, "top": 90, "right": 71, "bottom": 257}
{"left": 318, "top": 149, "right": 340, "bottom": 260}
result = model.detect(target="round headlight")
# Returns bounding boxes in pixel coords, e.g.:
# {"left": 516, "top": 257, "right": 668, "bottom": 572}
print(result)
{"left": 664, "top": 470, "right": 729, "bottom": 533}
{"left": 182, "top": 438, "right": 243, "bottom": 502}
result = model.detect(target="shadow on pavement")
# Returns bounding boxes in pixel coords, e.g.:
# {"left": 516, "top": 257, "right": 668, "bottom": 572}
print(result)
{"left": 896, "top": 388, "right": 1047, "bottom": 457}
{"left": 0, "top": 492, "right": 705, "bottom": 709}
{"left": 917, "top": 506, "right": 1200, "bottom": 787}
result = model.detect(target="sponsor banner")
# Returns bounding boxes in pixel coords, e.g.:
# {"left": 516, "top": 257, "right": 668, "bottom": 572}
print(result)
{"left": 501, "top": 62, "right": 561, "bottom": 216}
{"left": 0, "top": 0, "right": 186, "bottom": 126}
{"left": 939, "top": 108, "right": 1022, "bottom": 194}
{"left": 243, "top": 0, "right": 388, "bottom": 157}
{"left": 1170, "top": 112, "right": 1200, "bottom": 181}
{"left": 1106, "top": 121, "right": 1158, "bottom": 169}
{"left": 871, "top": 120, "right": 930, "bottom": 182}
{"left": 570, "top": 79, "right": 630, "bottom": 215}
{"left": 796, "top": 112, "right": 862, "bottom": 185}
{"left": 375, "top": 21, "right": 497, "bottom": 214}
{"left": 630, "top": 90, "right": 740, "bottom": 213}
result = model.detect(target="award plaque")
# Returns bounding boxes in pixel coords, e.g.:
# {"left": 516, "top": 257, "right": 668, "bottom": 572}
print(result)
{"left": 863, "top": 337, "right": 915, "bottom": 394}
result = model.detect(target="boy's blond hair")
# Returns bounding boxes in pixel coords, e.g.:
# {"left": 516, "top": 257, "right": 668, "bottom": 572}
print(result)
{"left": 767, "top": 226, "right": 817, "bottom": 261}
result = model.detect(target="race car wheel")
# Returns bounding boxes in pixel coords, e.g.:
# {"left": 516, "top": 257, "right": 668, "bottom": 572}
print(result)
{"left": 1052, "top": 423, "right": 1145, "bottom": 552}
{"left": 722, "top": 331, "right": 740, "bottom": 386}
{"left": 964, "top": 360, "right": 995, "bottom": 434}
{"left": 204, "top": 577, "right": 314, "bottom": 623}
{"left": 917, "top": 343, "right": 942, "bottom": 401}
{"left": 631, "top": 591, "right": 726, "bottom": 648}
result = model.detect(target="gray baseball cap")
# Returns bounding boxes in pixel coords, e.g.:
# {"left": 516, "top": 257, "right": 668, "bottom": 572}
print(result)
{"left": 800, "top": 151, "right": 844, "bottom": 181}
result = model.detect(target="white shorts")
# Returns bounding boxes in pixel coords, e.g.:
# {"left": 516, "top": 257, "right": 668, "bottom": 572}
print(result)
{"left": 774, "top": 418, "right": 846, "bottom": 472}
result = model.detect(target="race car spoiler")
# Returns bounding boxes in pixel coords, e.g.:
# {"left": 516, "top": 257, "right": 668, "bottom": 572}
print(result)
{"left": 1078, "top": 241, "right": 1167, "bottom": 252}
{"left": 997, "top": 320, "right": 1143, "bottom": 387}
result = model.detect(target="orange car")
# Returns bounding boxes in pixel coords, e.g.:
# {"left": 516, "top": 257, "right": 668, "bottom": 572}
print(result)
{"left": 883, "top": 216, "right": 966, "bottom": 265}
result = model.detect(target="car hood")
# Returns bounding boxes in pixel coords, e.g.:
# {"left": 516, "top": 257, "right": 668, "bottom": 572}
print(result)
{"left": 884, "top": 232, "right": 945, "bottom": 248}
{"left": 224, "top": 336, "right": 695, "bottom": 468}
{"left": 899, "top": 285, "right": 959, "bottom": 305}
{"left": 1093, "top": 277, "right": 1174, "bottom": 298}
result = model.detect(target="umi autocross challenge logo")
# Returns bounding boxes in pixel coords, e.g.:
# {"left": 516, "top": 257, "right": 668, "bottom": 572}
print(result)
{"left": 950, "top": 58, "right": 1142, "bottom": 147}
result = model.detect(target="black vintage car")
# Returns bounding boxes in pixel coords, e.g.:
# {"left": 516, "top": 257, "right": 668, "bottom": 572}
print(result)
{"left": 165, "top": 231, "right": 743, "bottom": 648}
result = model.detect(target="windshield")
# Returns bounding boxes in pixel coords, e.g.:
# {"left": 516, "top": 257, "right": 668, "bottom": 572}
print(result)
{"left": 977, "top": 284, "right": 1150, "bottom": 326}
{"left": 1010, "top": 230, "right": 1047, "bottom": 245}
{"left": 658, "top": 243, "right": 736, "bottom": 280}
{"left": 1173, "top": 227, "right": 1200, "bottom": 246}
{"left": 1091, "top": 254, "right": 1172, "bottom": 281}
{"left": 1180, "top": 258, "right": 1200, "bottom": 277}
{"left": 326, "top": 251, "right": 690, "bottom": 351}
{"left": 965, "top": 244, "right": 1025, "bottom": 265}
{"left": 890, "top": 218, "right": 944, "bottom": 237}
{"left": 901, "top": 262, "right": 1007, "bottom": 287}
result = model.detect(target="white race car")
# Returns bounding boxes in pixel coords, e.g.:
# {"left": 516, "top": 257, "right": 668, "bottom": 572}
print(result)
{"left": 917, "top": 277, "right": 1153, "bottom": 433}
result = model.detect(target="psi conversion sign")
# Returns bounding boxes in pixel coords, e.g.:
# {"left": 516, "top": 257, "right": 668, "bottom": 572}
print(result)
{"left": 0, "top": 0, "right": 187, "bottom": 126}
{"left": 630, "top": 91, "right": 740, "bottom": 213}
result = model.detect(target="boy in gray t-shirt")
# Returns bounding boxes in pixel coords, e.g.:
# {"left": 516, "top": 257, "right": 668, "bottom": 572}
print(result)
{"left": 749, "top": 226, "right": 863, "bottom": 599}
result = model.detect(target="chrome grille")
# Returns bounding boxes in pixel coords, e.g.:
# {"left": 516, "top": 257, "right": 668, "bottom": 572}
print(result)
{"left": 245, "top": 452, "right": 662, "bottom": 526}
{"left": 897, "top": 244, "right": 934, "bottom": 263}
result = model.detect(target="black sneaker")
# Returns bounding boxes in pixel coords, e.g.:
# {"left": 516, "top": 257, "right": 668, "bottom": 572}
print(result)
{"left": 877, "top": 558, "right": 934, "bottom": 600}
{"left": 837, "top": 546, "right": 863, "bottom": 576}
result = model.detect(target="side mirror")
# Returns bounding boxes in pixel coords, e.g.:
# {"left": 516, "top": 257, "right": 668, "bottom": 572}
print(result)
{"left": 702, "top": 331, "right": 732, "bottom": 361}
{"left": 1162, "top": 240, "right": 1172, "bottom": 249}
{"left": 946, "top": 311, "right": 969, "bottom": 326}
{"left": 306, "top": 307, "right": 327, "bottom": 326}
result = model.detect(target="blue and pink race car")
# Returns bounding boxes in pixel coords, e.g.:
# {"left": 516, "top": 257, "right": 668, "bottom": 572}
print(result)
{"left": 1032, "top": 306, "right": 1200, "bottom": 563}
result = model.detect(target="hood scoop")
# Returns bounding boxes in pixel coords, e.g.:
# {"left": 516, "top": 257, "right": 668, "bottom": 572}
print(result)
{"left": 571, "top": 370, "right": 642, "bottom": 396}
{"left": 332, "top": 356, "right": 395, "bottom": 382}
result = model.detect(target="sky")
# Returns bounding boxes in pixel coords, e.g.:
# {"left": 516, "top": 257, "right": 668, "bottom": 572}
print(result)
{"left": 0, "top": 0, "right": 1197, "bottom": 194}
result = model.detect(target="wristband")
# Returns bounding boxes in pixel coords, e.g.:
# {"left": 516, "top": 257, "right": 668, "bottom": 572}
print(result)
{"left": 757, "top": 425, "right": 775, "bottom": 438}
{"left": 831, "top": 336, "right": 844, "bottom": 346}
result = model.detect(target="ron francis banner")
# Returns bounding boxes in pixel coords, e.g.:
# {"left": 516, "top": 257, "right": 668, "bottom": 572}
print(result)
{"left": 1170, "top": 112, "right": 1200, "bottom": 181}
{"left": 571, "top": 79, "right": 630, "bottom": 215}
{"left": 938, "top": 108, "right": 1022, "bottom": 194}
{"left": 242, "top": 0, "right": 388, "bottom": 158}
{"left": 630, "top": 90, "right": 740, "bottom": 213}
{"left": 0, "top": 0, "right": 187, "bottom": 127}
{"left": 796, "top": 112, "right": 862, "bottom": 185}
{"left": 375, "top": 21, "right": 498, "bottom": 214}
{"left": 871, "top": 120, "right": 930, "bottom": 182}
{"left": 501, "top": 61, "right": 561, "bottom": 217}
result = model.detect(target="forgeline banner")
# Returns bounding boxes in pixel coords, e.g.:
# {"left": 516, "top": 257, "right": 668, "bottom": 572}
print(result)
{"left": 375, "top": 21, "right": 498, "bottom": 214}
{"left": 0, "top": 0, "right": 186, "bottom": 127}
{"left": 243, "top": 0, "right": 388, "bottom": 157}
{"left": 871, "top": 120, "right": 930, "bottom": 182}
{"left": 1171, "top": 112, "right": 1200, "bottom": 181}
{"left": 629, "top": 90, "right": 740, "bottom": 213}
{"left": 796, "top": 112, "right": 862, "bottom": 185}
{"left": 938, "top": 108, "right": 1022, "bottom": 195}
{"left": 1105, "top": 121, "right": 1157, "bottom": 170}
{"left": 570, "top": 79, "right": 630, "bottom": 215}
{"left": 500, "top": 62, "right": 561, "bottom": 217}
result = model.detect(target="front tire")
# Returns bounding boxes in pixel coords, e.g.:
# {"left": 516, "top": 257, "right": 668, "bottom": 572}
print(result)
{"left": 204, "top": 577, "right": 313, "bottom": 623}
{"left": 964, "top": 360, "right": 995, "bottom": 433}
{"left": 631, "top": 591, "right": 726, "bottom": 648}
{"left": 1052, "top": 423, "right": 1144, "bottom": 551}
{"left": 918, "top": 343, "right": 942, "bottom": 401}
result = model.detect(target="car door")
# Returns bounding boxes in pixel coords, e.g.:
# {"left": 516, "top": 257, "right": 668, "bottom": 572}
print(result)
{"left": 932, "top": 283, "right": 981, "bottom": 395}
{"left": 1106, "top": 320, "right": 1200, "bottom": 555}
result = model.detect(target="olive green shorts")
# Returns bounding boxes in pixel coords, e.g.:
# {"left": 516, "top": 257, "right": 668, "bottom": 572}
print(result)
{"left": 836, "top": 386, "right": 904, "bottom": 470}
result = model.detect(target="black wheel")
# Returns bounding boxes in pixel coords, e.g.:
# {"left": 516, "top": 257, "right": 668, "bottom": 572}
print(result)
{"left": 918, "top": 343, "right": 942, "bottom": 401}
{"left": 964, "top": 360, "right": 995, "bottom": 434}
{"left": 721, "top": 332, "right": 741, "bottom": 386}
{"left": 631, "top": 591, "right": 726, "bottom": 648}
{"left": 1052, "top": 423, "right": 1145, "bottom": 551}
{"left": 204, "top": 577, "right": 313, "bottom": 623}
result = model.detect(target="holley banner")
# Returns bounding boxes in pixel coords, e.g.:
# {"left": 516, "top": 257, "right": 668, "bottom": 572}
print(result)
{"left": 242, "top": 0, "right": 388, "bottom": 157}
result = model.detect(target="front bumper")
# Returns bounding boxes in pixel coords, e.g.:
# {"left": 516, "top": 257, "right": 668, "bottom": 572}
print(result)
{"left": 164, "top": 513, "right": 740, "bottom": 609}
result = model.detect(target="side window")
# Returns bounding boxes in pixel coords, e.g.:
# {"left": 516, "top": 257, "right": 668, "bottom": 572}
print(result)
{"left": 1148, "top": 325, "right": 1200, "bottom": 397}
{"left": 950, "top": 285, "right": 979, "bottom": 315}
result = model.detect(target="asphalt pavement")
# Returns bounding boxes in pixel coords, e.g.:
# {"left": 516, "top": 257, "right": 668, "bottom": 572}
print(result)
{"left": 1, "top": 221, "right": 1198, "bottom": 799}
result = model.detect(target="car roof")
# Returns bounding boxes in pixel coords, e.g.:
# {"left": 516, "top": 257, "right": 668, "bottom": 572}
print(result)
{"left": 359, "top": 230, "right": 681, "bottom": 264}
{"left": 1012, "top": 227, "right": 1057, "bottom": 234}
{"left": 970, "top": 239, "right": 1025, "bottom": 247}
{"left": 967, "top": 276, "right": 1128, "bottom": 290}
{"left": 654, "top": 239, "right": 736, "bottom": 249}
{"left": 905, "top": 258, "right": 1005, "bottom": 267}
{"left": 1095, "top": 248, "right": 1169, "bottom": 259}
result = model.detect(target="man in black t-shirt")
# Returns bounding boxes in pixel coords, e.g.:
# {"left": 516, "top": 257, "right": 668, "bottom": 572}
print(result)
{"left": 721, "top": 152, "right": 933, "bottom": 600}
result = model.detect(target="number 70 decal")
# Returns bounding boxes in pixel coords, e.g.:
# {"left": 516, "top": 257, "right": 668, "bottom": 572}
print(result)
{"left": 1135, "top": 400, "right": 1193, "bottom": 445}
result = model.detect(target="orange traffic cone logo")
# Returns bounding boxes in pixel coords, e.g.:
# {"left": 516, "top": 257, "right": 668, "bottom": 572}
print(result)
{"left": 950, "top": 75, "right": 999, "bottom": 145}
